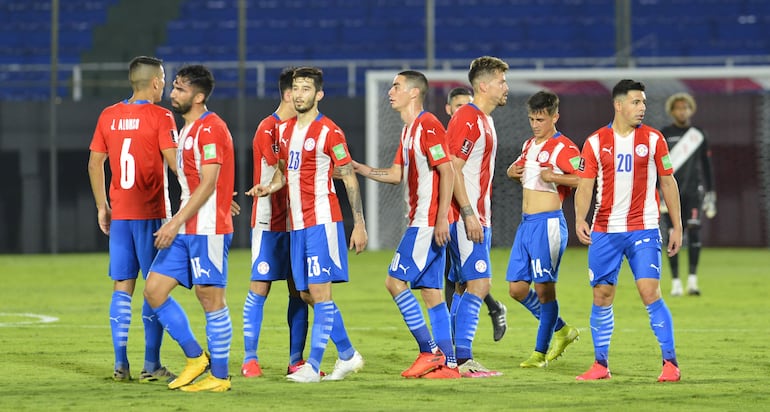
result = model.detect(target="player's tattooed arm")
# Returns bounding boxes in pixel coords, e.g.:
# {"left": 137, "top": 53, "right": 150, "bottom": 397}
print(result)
{"left": 338, "top": 163, "right": 365, "bottom": 225}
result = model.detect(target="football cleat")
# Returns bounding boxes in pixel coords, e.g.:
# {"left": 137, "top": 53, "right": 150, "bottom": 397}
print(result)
{"left": 458, "top": 359, "right": 502, "bottom": 378}
{"left": 489, "top": 301, "right": 508, "bottom": 342}
{"left": 576, "top": 361, "right": 611, "bottom": 381}
{"left": 687, "top": 275, "right": 700, "bottom": 296}
{"left": 657, "top": 360, "right": 681, "bottom": 382}
{"left": 241, "top": 359, "right": 263, "bottom": 378}
{"left": 168, "top": 352, "right": 210, "bottom": 389}
{"left": 323, "top": 351, "right": 364, "bottom": 381}
{"left": 179, "top": 374, "right": 231, "bottom": 392}
{"left": 112, "top": 367, "right": 131, "bottom": 382}
{"left": 287, "top": 359, "right": 325, "bottom": 377}
{"left": 401, "top": 350, "right": 445, "bottom": 378}
{"left": 139, "top": 366, "right": 176, "bottom": 383}
{"left": 520, "top": 351, "right": 547, "bottom": 368}
{"left": 420, "top": 365, "right": 461, "bottom": 379}
{"left": 286, "top": 362, "right": 321, "bottom": 383}
{"left": 546, "top": 324, "right": 580, "bottom": 362}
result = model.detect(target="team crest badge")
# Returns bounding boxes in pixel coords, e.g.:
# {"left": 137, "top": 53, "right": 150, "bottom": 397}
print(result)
{"left": 537, "top": 151, "right": 550, "bottom": 163}
{"left": 474, "top": 260, "right": 487, "bottom": 273}
{"left": 184, "top": 136, "right": 194, "bottom": 150}
{"left": 304, "top": 138, "right": 316, "bottom": 151}
{"left": 257, "top": 261, "right": 270, "bottom": 275}
{"left": 635, "top": 144, "right": 649, "bottom": 157}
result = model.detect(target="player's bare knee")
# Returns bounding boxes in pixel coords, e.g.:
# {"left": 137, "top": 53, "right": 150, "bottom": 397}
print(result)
{"left": 508, "top": 281, "right": 529, "bottom": 301}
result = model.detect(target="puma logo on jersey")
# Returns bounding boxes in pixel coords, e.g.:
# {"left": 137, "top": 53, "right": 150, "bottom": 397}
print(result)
{"left": 426, "top": 129, "right": 436, "bottom": 135}
{"left": 321, "top": 267, "right": 331, "bottom": 276}
{"left": 202, "top": 126, "right": 212, "bottom": 133}
{"left": 602, "top": 147, "right": 613, "bottom": 154}
{"left": 280, "top": 137, "right": 288, "bottom": 146}
{"left": 398, "top": 264, "right": 409, "bottom": 274}
{"left": 465, "top": 121, "right": 474, "bottom": 130}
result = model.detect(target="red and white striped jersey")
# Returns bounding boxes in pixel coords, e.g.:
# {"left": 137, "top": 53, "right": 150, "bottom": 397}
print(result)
{"left": 176, "top": 111, "right": 235, "bottom": 235}
{"left": 89, "top": 100, "right": 177, "bottom": 220}
{"left": 513, "top": 132, "right": 581, "bottom": 202}
{"left": 579, "top": 123, "right": 674, "bottom": 233}
{"left": 446, "top": 103, "right": 497, "bottom": 227}
{"left": 277, "top": 113, "right": 350, "bottom": 230}
{"left": 392, "top": 111, "right": 451, "bottom": 227}
{"left": 251, "top": 113, "right": 289, "bottom": 232}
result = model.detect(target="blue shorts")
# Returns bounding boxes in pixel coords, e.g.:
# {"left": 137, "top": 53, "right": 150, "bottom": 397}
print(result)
{"left": 108, "top": 219, "right": 163, "bottom": 281}
{"left": 447, "top": 221, "right": 492, "bottom": 284}
{"left": 588, "top": 229, "right": 662, "bottom": 287}
{"left": 388, "top": 226, "right": 446, "bottom": 289}
{"left": 149, "top": 233, "right": 233, "bottom": 289}
{"left": 506, "top": 210, "right": 567, "bottom": 284}
{"left": 290, "top": 221, "right": 349, "bottom": 292}
{"left": 250, "top": 228, "right": 291, "bottom": 282}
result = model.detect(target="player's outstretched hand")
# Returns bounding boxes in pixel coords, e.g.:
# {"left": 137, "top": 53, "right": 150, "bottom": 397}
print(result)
{"left": 246, "top": 184, "right": 272, "bottom": 197}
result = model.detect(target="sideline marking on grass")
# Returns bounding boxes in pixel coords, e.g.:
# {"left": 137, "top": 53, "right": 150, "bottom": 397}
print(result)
{"left": 0, "top": 312, "right": 59, "bottom": 327}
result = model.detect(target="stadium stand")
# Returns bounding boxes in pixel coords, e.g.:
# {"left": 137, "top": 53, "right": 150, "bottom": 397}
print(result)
{"left": 1, "top": 0, "right": 770, "bottom": 99}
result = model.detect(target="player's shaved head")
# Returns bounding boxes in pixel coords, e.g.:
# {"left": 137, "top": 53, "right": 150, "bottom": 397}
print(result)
{"left": 128, "top": 56, "right": 164, "bottom": 91}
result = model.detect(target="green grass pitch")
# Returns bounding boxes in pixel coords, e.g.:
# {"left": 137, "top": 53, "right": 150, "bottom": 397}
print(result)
{"left": 1, "top": 247, "right": 768, "bottom": 411}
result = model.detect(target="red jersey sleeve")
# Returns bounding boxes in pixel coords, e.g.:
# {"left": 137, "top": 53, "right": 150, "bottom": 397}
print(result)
{"left": 420, "top": 115, "right": 450, "bottom": 168}
{"left": 554, "top": 137, "right": 582, "bottom": 174}
{"left": 254, "top": 115, "right": 279, "bottom": 167}
{"left": 325, "top": 123, "right": 351, "bottom": 167}
{"left": 578, "top": 137, "right": 598, "bottom": 179}
{"left": 156, "top": 108, "right": 177, "bottom": 151}
{"left": 654, "top": 131, "right": 675, "bottom": 176}
{"left": 198, "top": 121, "right": 230, "bottom": 166}
{"left": 445, "top": 105, "right": 478, "bottom": 161}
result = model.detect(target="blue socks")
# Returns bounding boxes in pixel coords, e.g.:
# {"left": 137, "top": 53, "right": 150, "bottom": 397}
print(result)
{"left": 141, "top": 299, "right": 163, "bottom": 372}
{"left": 590, "top": 304, "right": 614, "bottom": 367}
{"left": 206, "top": 306, "right": 232, "bottom": 379}
{"left": 646, "top": 298, "right": 677, "bottom": 365}
{"left": 535, "top": 300, "right": 559, "bottom": 353}
{"left": 329, "top": 303, "right": 355, "bottom": 361}
{"left": 154, "top": 297, "right": 203, "bottom": 359}
{"left": 307, "top": 301, "right": 335, "bottom": 372}
{"left": 242, "top": 291, "right": 266, "bottom": 362}
{"left": 109, "top": 291, "right": 132, "bottom": 370}
{"left": 287, "top": 295, "right": 308, "bottom": 365}
{"left": 394, "top": 289, "right": 436, "bottom": 353}
{"left": 453, "top": 293, "right": 482, "bottom": 361}
{"left": 427, "top": 302, "right": 456, "bottom": 365}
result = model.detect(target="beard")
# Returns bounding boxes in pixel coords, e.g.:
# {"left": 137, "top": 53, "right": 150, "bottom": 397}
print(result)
{"left": 171, "top": 100, "right": 192, "bottom": 115}
{"left": 294, "top": 99, "right": 315, "bottom": 114}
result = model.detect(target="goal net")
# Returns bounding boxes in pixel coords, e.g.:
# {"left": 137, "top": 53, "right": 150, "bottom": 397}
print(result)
{"left": 365, "top": 67, "right": 770, "bottom": 250}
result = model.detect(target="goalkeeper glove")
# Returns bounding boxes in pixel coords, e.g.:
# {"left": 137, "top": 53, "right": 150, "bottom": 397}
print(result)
{"left": 703, "top": 191, "right": 717, "bottom": 218}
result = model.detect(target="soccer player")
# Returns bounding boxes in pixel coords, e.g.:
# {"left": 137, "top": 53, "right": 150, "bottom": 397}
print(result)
{"left": 444, "top": 86, "right": 508, "bottom": 342}
{"left": 241, "top": 67, "right": 311, "bottom": 378}
{"left": 445, "top": 56, "right": 509, "bottom": 378}
{"left": 87, "top": 55, "right": 178, "bottom": 383}
{"left": 143, "top": 65, "right": 236, "bottom": 392}
{"left": 574, "top": 79, "right": 683, "bottom": 382}
{"left": 659, "top": 92, "right": 716, "bottom": 296}
{"left": 352, "top": 70, "right": 459, "bottom": 379}
{"left": 505, "top": 90, "right": 581, "bottom": 368}
{"left": 252, "top": 66, "right": 366, "bottom": 383}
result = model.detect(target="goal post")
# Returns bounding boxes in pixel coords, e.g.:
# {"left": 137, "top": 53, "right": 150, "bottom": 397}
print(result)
{"left": 365, "top": 66, "right": 770, "bottom": 250}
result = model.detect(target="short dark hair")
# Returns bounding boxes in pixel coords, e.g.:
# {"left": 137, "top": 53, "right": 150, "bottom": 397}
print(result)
{"left": 447, "top": 87, "right": 472, "bottom": 104}
{"left": 129, "top": 56, "right": 162, "bottom": 72}
{"left": 468, "top": 56, "right": 509, "bottom": 87}
{"left": 527, "top": 90, "right": 559, "bottom": 116}
{"left": 128, "top": 56, "right": 163, "bottom": 89}
{"left": 398, "top": 70, "right": 428, "bottom": 101}
{"left": 612, "top": 79, "right": 645, "bottom": 100}
{"left": 278, "top": 66, "right": 296, "bottom": 94}
{"left": 293, "top": 66, "right": 323, "bottom": 91}
{"left": 176, "top": 64, "right": 215, "bottom": 102}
